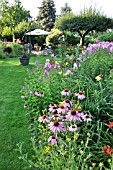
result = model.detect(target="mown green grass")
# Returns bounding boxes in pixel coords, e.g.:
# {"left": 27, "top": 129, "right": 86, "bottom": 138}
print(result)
{"left": 0, "top": 55, "right": 49, "bottom": 170}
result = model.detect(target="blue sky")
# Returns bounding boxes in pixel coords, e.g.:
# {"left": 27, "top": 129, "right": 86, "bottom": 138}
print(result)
{"left": 9, "top": 0, "right": 113, "bottom": 19}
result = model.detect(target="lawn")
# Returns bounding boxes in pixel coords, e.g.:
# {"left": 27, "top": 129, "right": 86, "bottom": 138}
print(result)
{"left": 0, "top": 56, "right": 49, "bottom": 170}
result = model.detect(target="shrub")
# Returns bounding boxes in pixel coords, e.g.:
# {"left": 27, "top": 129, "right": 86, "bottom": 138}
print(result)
{"left": 97, "top": 31, "right": 113, "bottom": 42}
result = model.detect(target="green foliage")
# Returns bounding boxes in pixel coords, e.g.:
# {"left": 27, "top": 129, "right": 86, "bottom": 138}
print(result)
{"left": 2, "top": 26, "right": 12, "bottom": 40}
{"left": 36, "top": 0, "right": 56, "bottom": 31}
{"left": 97, "top": 31, "right": 113, "bottom": 42}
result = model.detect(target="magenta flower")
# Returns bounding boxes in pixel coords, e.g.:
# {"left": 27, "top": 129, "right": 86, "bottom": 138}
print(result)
{"left": 57, "top": 104, "right": 67, "bottom": 114}
{"left": 75, "top": 92, "right": 85, "bottom": 100}
{"left": 38, "top": 115, "right": 50, "bottom": 123}
{"left": 48, "top": 120, "right": 66, "bottom": 133}
{"left": 76, "top": 110, "right": 84, "bottom": 118}
{"left": 48, "top": 136, "right": 57, "bottom": 145}
{"left": 69, "top": 125, "right": 77, "bottom": 132}
{"left": 67, "top": 110, "right": 81, "bottom": 121}
{"left": 62, "top": 99, "right": 72, "bottom": 108}
{"left": 83, "top": 114, "right": 92, "bottom": 122}
{"left": 61, "top": 89, "right": 71, "bottom": 96}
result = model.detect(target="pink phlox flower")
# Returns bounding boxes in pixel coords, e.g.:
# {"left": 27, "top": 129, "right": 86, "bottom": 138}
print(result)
{"left": 62, "top": 99, "right": 72, "bottom": 108}
{"left": 82, "top": 114, "right": 92, "bottom": 122}
{"left": 38, "top": 115, "right": 50, "bottom": 123}
{"left": 48, "top": 120, "right": 66, "bottom": 133}
{"left": 69, "top": 125, "right": 78, "bottom": 132}
{"left": 73, "top": 62, "right": 78, "bottom": 69}
{"left": 48, "top": 136, "right": 57, "bottom": 145}
{"left": 61, "top": 89, "right": 71, "bottom": 96}
{"left": 66, "top": 110, "right": 82, "bottom": 121}
{"left": 44, "top": 59, "right": 52, "bottom": 70}
{"left": 66, "top": 69, "right": 73, "bottom": 75}
{"left": 75, "top": 92, "right": 85, "bottom": 100}
{"left": 57, "top": 104, "right": 67, "bottom": 114}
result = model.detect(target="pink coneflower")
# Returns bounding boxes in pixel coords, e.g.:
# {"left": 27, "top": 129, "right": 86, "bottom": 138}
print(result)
{"left": 49, "top": 106, "right": 58, "bottom": 114}
{"left": 75, "top": 92, "right": 85, "bottom": 100}
{"left": 61, "top": 89, "right": 71, "bottom": 96}
{"left": 38, "top": 115, "right": 50, "bottom": 123}
{"left": 51, "top": 114, "right": 62, "bottom": 120}
{"left": 48, "top": 120, "right": 66, "bottom": 133}
{"left": 49, "top": 103, "right": 57, "bottom": 108}
{"left": 76, "top": 110, "right": 84, "bottom": 118}
{"left": 66, "top": 54, "right": 70, "bottom": 58}
{"left": 83, "top": 114, "right": 92, "bottom": 122}
{"left": 67, "top": 110, "right": 81, "bottom": 121}
{"left": 62, "top": 116, "right": 68, "bottom": 122}
{"left": 48, "top": 136, "right": 57, "bottom": 145}
{"left": 30, "top": 91, "right": 34, "bottom": 95}
{"left": 57, "top": 104, "right": 66, "bottom": 114}
{"left": 35, "top": 91, "right": 41, "bottom": 96}
{"left": 69, "top": 125, "right": 78, "bottom": 132}
{"left": 62, "top": 99, "right": 72, "bottom": 108}
{"left": 24, "top": 104, "right": 28, "bottom": 108}
{"left": 66, "top": 69, "right": 73, "bottom": 75}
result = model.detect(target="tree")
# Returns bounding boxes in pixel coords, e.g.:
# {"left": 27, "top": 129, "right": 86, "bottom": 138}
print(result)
{"left": 36, "top": 0, "right": 56, "bottom": 31}
{"left": 55, "top": 7, "right": 113, "bottom": 46}
{"left": 60, "top": 2, "right": 72, "bottom": 16}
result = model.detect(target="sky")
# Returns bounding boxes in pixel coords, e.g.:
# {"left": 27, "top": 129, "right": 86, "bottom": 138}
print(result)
{"left": 9, "top": 0, "right": 113, "bottom": 19}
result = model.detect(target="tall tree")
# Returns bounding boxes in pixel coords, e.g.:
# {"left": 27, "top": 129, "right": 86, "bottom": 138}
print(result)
{"left": 60, "top": 2, "right": 72, "bottom": 16}
{"left": 36, "top": 0, "right": 56, "bottom": 31}
{"left": 55, "top": 6, "right": 113, "bottom": 46}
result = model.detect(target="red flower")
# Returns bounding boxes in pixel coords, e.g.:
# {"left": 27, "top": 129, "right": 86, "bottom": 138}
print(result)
{"left": 102, "top": 146, "right": 113, "bottom": 156}
{"left": 108, "top": 122, "right": 113, "bottom": 128}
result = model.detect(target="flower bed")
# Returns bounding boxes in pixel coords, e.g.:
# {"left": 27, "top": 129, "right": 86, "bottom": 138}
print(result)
{"left": 20, "top": 42, "right": 113, "bottom": 169}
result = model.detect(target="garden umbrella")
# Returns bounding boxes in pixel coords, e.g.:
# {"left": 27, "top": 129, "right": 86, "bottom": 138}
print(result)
{"left": 25, "top": 29, "right": 51, "bottom": 35}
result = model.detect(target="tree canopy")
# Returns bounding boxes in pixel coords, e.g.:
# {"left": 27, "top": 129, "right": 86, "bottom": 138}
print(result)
{"left": 55, "top": 10, "right": 113, "bottom": 46}
{"left": 36, "top": 0, "right": 56, "bottom": 31}
{"left": 60, "top": 2, "right": 72, "bottom": 16}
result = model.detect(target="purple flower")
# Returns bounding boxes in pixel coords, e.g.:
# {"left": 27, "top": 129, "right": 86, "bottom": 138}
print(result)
{"left": 66, "top": 54, "right": 70, "bottom": 58}
{"left": 69, "top": 125, "right": 77, "bottom": 132}
{"left": 61, "top": 89, "right": 71, "bottom": 96}
{"left": 75, "top": 92, "right": 85, "bottom": 100}
{"left": 67, "top": 110, "right": 81, "bottom": 121}
{"left": 48, "top": 136, "right": 57, "bottom": 145}
{"left": 48, "top": 120, "right": 66, "bottom": 133}
{"left": 66, "top": 69, "right": 73, "bottom": 75}
{"left": 44, "top": 70, "right": 49, "bottom": 77}
{"left": 24, "top": 104, "right": 28, "bottom": 108}
{"left": 49, "top": 106, "right": 58, "bottom": 114}
{"left": 51, "top": 114, "right": 62, "bottom": 120}
{"left": 38, "top": 115, "right": 50, "bottom": 123}
{"left": 76, "top": 110, "right": 84, "bottom": 119}
{"left": 44, "top": 59, "right": 52, "bottom": 70}
{"left": 30, "top": 91, "right": 34, "bottom": 95}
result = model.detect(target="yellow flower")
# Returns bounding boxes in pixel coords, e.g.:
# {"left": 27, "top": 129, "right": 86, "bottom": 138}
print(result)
{"left": 74, "top": 134, "right": 78, "bottom": 140}
{"left": 95, "top": 75, "right": 101, "bottom": 81}
{"left": 59, "top": 102, "right": 63, "bottom": 107}
{"left": 81, "top": 141, "right": 84, "bottom": 144}
{"left": 80, "top": 150, "right": 84, "bottom": 155}
{"left": 78, "top": 105, "right": 81, "bottom": 110}
{"left": 45, "top": 146, "right": 50, "bottom": 153}
{"left": 66, "top": 138, "right": 71, "bottom": 142}
{"left": 74, "top": 104, "right": 77, "bottom": 108}
{"left": 99, "top": 162, "right": 103, "bottom": 167}
{"left": 65, "top": 62, "right": 68, "bottom": 66}
{"left": 59, "top": 71, "right": 62, "bottom": 75}
{"left": 108, "top": 159, "right": 111, "bottom": 163}
{"left": 55, "top": 61, "right": 58, "bottom": 64}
